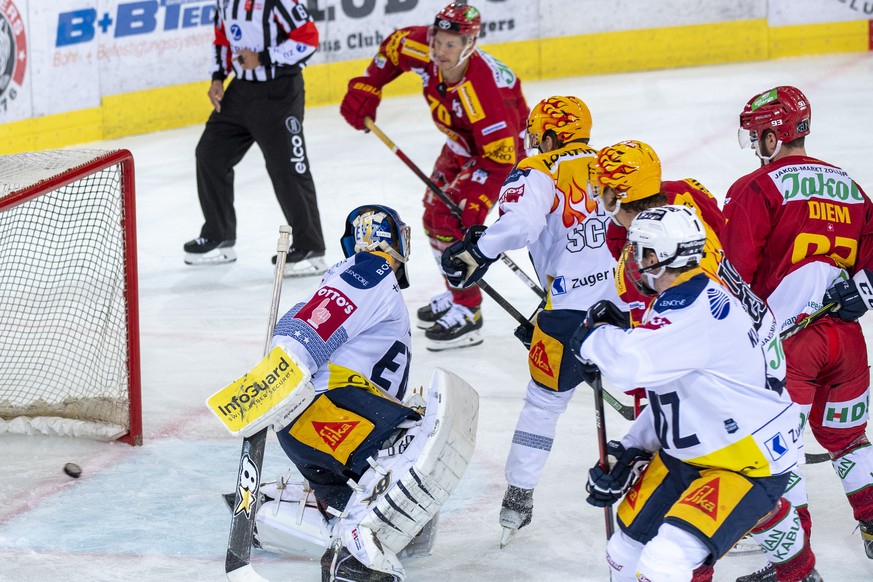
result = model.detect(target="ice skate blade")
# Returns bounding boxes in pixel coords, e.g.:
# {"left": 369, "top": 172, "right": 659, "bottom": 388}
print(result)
{"left": 282, "top": 257, "right": 327, "bottom": 278}
{"left": 184, "top": 248, "right": 237, "bottom": 265}
{"left": 425, "top": 331, "right": 483, "bottom": 352}
{"left": 499, "top": 526, "right": 517, "bottom": 549}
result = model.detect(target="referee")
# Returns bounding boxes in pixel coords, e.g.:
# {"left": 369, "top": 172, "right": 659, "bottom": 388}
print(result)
{"left": 184, "top": 0, "right": 327, "bottom": 277}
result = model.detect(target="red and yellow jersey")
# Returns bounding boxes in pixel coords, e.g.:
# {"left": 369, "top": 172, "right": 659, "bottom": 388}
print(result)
{"left": 608, "top": 179, "right": 725, "bottom": 324}
{"left": 362, "top": 26, "right": 528, "bottom": 170}
{"left": 722, "top": 155, "right": 873, "bottom": 330}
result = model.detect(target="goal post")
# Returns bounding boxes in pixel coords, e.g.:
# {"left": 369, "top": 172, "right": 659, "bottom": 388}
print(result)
{"left": 0, "top": 149, "right": 142, "bottom": 445}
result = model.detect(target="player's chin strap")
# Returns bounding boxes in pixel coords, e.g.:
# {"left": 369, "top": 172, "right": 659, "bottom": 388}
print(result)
{"left": 755, "top": 139, "right": 783, "bottom": 163}
{"left": 374, "top": 241, "right": 407, "bottom": 264}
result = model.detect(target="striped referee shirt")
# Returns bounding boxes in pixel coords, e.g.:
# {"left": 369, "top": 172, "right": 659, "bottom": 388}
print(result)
{"left": 211, "top": 0, "right": 319, "bottom": 82}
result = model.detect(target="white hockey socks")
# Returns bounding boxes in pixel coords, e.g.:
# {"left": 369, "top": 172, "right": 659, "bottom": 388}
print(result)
{"left": 504, "top": 382, "right": 574, "bottom": 490}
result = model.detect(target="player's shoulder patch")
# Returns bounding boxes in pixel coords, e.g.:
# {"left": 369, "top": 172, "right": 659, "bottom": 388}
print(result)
{"left": 339, "top": 252, "right": 394, "bottom": 289}
{"left": 476, "top": 49, "right": 517, "bottom": 88}
{"left": 652, "top": 274, "right": 708, "bottom": 313}
{"left": 706, "top": 287, "right": 731, "bottom": 320}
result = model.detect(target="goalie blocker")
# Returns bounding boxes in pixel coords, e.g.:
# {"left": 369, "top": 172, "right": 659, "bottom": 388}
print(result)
{"left": 253, "top": 367, "right": 479, "bottom": 580}
{"left": 206, "top": 346, "right": 316, "bottom": 438}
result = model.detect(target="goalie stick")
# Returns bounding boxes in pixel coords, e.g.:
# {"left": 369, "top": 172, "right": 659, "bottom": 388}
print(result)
{"left": 363, "top": 117, "right": 546, "bottom": 300}
{"left": 224, "top": 226, "right": 291, "bottom": 582}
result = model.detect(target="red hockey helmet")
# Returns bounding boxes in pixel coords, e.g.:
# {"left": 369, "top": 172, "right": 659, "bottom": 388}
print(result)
{"left": 433, "top": 2, "right": 482, "bottom": 38}
{"left": 739, "top": 86, "right": 811, "bottom": 148}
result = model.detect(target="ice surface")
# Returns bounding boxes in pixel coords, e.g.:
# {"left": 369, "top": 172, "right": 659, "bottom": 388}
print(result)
{"left": 2, "top": 52, "right": 873, "bottom": 581}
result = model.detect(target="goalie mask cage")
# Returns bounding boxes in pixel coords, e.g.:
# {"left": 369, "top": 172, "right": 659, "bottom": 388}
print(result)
{"left": 0, "top": 149, "right": 142, "bottom": 445}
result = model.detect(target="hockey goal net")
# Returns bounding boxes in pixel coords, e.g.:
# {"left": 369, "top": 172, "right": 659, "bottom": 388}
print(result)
{"left": 0, "top": 149, "right": 141, "bottom": 445}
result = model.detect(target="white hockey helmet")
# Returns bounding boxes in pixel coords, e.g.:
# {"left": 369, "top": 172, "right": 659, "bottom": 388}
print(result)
{"left": 624, "top": 205, "right": 705, "bottom": 295}
{"left": 340, "top": 204, "right": 411, "bottom": 288}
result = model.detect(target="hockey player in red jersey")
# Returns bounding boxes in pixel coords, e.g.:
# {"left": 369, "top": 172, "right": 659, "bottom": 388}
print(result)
{"left": 722, "top": 85, "right": 873, "bottom": 578}
{"left": 339, "top": 2, "right": 528, "bottom": 351}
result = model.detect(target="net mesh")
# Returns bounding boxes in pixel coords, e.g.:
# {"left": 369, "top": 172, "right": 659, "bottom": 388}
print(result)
{"left": 0, "top": 151, "right": 132, "bottom": 434}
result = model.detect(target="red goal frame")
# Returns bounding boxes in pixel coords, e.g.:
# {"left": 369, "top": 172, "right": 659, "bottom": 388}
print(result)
{"left": 0, "top": 149, "right": 142, "bottom": 445}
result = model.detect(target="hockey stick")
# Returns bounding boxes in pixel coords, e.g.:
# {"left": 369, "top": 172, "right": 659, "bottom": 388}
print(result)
{"left": 600, "top": 386, "right": 637, "bottom": 422}
{"left": 224, "top": 225, "right": 292, "bottom": 582}
{"left": 592, "top": 373, "right": 615, "bottom": 539}
{"left": 363, "top": 117, "right": 546, "bottom": 300}
{"left": 779, "top": 301, "right": 839, "bottom": 341}
{"left": 473, "top": 285, "right": 638, "bottom": 424}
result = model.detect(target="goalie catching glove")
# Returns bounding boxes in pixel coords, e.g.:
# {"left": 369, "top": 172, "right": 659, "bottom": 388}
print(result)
{"left": 586, "top": 440, "right": 652, "bottom": 507}
{"left": 823, "top": 269, "right": 873, "bottom": 322}
{"left": 440, "top": 225, "right": 497, "bottom": 288}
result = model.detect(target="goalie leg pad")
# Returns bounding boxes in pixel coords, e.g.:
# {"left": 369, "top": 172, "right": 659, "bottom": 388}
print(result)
{"left": 254, "top": 495, "right": 332, "bottom": 558}
{"left": 333, "top": 368, "right": 479, "bottom": 577}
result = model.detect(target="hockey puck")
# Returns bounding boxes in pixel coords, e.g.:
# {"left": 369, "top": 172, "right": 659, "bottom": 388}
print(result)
{"left": 63, "top": 463, "right": 82, "bottom": 479}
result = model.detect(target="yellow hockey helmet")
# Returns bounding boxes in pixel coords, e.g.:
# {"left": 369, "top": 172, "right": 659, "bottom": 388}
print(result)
{"left": 524, "top": 96, "right": 592, "bottom": 150}
{"left": 593, "top": 140, "right": 662, "bottom": 204}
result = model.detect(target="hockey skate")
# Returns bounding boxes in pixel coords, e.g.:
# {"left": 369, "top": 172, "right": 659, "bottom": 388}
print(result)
{"left": 416, "top": 291, "right": 453, "bottom": 329}
{"left": 499, "top": 485, "right": 533, "bottom": 548}
{"left": 183, "top": 237, "right": 236, "bottom": 265}
{"left": 735, "top": 564, "right": 822, "bottom": 582}
{"left": 273, "top": 247, "right": 327, "bottom": 278}
{"left": 321, "top": 544, "right": 401, "bottom": 582}
{"left": 860, "top": 519, "right": 873, "bottom": 558}
{"left": 424, "top": 304, "right": 483, "bottom": 351}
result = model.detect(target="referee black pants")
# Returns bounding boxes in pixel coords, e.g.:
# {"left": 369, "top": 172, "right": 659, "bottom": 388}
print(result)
{"left": 195, "top": 73, "right": 325, "bottom": 252}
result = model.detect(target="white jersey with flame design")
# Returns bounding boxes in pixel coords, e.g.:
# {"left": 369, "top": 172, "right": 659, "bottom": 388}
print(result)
{"left": 271, "top": 251, "right": 411, "bottom": 399}
{"left": 579, "top": 270, "right": 800, "bottom": 477}
{"left": 477, "top": 143, "right": 622, "bottom": 311}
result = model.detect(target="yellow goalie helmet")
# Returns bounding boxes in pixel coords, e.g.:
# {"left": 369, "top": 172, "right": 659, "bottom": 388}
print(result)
{"left": 524, "top": 96, "right": 592, "bottom": 150}
{"left": 592, "top": 140, "right": 662, "bottom": 205}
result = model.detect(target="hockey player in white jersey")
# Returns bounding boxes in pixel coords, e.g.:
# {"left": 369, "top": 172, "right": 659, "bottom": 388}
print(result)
{"left": 217, "top": 205, "right": 479, "bottom": 581}
{"left": 572, "top": 206, "right": 821, "bottom": 582}
{"left": 440, "top": 96, "right": 623, "bottom": 547}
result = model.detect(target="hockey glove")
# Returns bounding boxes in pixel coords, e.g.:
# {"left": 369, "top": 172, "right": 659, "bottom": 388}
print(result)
{"left": 457, "top": 191, "right": 494, "bottom": 229}
{"left": 440, "top": 225, "right": 497, "bottom": 289}
{"left": 586, "top": 441, "right": 652, "bottom": 508}
{"left": 569, "top": 321, "right": 601, "bottom": 386}
{"left": 586, "top": 300, "right": 631, "bottom": 330}
{"left": 823, "top": 269, "right": 873, "bottom": 322}
{"left": 340, "top": 77, "right": 382, "bottom": 131}
{"left": 514, "top": 322, "right": 535, "bottom": 350}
